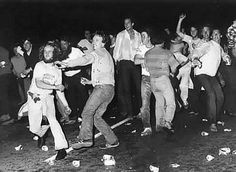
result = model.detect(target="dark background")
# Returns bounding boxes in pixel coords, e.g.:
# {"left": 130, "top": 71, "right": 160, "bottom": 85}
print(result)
{"left": 0, "top": 0, "right": 235, "bottom": 49}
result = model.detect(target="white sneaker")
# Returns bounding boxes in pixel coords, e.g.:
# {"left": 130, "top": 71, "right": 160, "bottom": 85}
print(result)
{"left": 141, "top": 127, "right": 152, "bottom": 136}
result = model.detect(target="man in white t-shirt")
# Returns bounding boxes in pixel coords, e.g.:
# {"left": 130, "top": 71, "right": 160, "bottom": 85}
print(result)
{"left": 134, "top": 28, "right": 154, "bottom": 136}
{"left": 27, "top": 42, "right": 71, "bottom": 160}
{"left": 189, "top": 26, "right": 226, "bottom": 132}
{"left": 77, "top": 30, "right": 94, "bottom": 55}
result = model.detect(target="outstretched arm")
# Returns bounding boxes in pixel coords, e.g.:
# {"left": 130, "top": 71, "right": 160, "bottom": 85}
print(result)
{"left": 176, "top": 14, "right": 186, "bottom": 38}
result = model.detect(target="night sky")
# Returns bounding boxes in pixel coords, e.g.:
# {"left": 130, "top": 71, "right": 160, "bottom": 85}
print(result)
{"left": 0, "top": 0, "right": 235, "bottom": 49}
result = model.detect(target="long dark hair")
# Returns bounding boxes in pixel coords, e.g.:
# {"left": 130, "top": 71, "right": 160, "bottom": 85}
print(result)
{"left": 39, "top": 41, "right": 61, "bottom": 62}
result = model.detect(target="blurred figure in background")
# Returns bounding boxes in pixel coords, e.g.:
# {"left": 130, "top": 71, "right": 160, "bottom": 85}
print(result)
{"left": 0, "top": 46, "right": 13, "bottom": 125}
{"left": 11, "top": 45, "right": 27, "bottom": 105}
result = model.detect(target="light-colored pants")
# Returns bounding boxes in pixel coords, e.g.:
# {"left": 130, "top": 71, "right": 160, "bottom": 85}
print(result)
{"left": 28, "top": 93, "right": 68, "bottom": 150}
{"left": 177, "top": 63, "right": 191, "bottom": 105}
{"left": 150, "top": 75, "right": 176, "bottom": 127}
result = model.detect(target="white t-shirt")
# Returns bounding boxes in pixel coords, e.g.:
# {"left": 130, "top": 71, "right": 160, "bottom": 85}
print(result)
{"left": 64, "top": 47, "right": 85, "bottom": 77}
{"left": 136, "top": 44, "right": 153, "bottom": 76}
{"left": 77, "top": 39, "right": 93, "bottom": 55}
{"left": 181, "top": 34, "right": 201, "bottom": 53}
{"left": 193, "top": 40, "right": 222, "bottom": 76}
{"left": 29, "top": 61, "right": 62, "bottom": 95}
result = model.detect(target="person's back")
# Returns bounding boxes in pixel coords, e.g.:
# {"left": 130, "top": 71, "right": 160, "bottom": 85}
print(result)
{"left": 145, "top": 46, "right": 173, "bottom": 78}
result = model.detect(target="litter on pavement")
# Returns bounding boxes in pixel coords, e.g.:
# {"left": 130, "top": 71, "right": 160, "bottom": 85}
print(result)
{"left": 206, "top": 155, "right": 214, "bottom": 161}
{"left": 101, "top": 155, "right": 116, "bottom": 166}
{"left": 72, "top": 160, "right": 80, "bottom": 167}
{"left": 224, "top": 128, "right": 232, "bottom": 132}
{"left": 149, "top": 165, "right": 159, "bottom": 172}
{"left": 201, "top": 131, "right": 209, "bottom": 136}
{"left": 219, "top": 147, "right": 231, "bottom": 155}
{"left": 15, "top": 145, "right": 23, "bottom": 151}
{"left": 42, "top": 145, "right": 48, "bottom": 151}
{"left": 170, "top": 163, "right": 180, "bottom": 168}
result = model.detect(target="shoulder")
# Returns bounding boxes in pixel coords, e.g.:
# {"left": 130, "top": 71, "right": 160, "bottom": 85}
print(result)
{"left": 117, "top": 30, "right": 126, "bottom": 37}
{"left": 34, "top": 61, "right": 44, "bottom": 68}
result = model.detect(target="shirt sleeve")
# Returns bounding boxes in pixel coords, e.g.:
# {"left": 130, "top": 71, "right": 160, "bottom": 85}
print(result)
{"left": 182, "top": 34, "right": 192, "bottom": 44}
{"left": 32, "top": 62, "right": 44, "bottom": 79}
{"left": 55, "top": 69, "right": 62, "bottom": 85}
{"left": 113, "top": 32, "right": 122, "bottom": 62}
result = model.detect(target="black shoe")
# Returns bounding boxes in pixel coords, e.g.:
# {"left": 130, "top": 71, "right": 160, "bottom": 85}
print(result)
{"left": 55, "top": 149, "right": 67, "bottom": 160}
{"left": 37, "top": 135, "right": 46, "bottom": 148}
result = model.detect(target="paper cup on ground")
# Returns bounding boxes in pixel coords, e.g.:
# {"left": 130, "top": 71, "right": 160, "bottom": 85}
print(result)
{"left": 206, "top": 155, "right": 214, "bottom": 161}
{"left": 72, "top": 160, "right": 80, "bottom": 167}
{"left": 15, "top": 145, "right": 23, "bottom": 151}
{"left": 149, "top": 165, "right": 159, "bottom": 172}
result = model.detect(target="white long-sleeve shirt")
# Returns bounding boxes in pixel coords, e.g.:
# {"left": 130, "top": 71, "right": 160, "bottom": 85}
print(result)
{"left": 191, "top": 40, "right": 227, "bottom": 76}
{"left": 113, "top": 29, "right": 141, "bottom": 62}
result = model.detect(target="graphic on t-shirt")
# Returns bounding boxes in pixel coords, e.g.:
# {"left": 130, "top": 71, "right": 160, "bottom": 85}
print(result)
{"left": 42, "top": 73, "right": 56, "bottom": 85}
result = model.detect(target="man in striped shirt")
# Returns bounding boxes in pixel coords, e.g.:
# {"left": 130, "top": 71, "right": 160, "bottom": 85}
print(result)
{"left": 145, "top": 30, "right": 179, "bottom": 132}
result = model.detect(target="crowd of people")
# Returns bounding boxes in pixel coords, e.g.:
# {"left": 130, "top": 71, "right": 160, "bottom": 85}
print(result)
{"left": 0, "top": 14, "right": 236, "bottom": 160}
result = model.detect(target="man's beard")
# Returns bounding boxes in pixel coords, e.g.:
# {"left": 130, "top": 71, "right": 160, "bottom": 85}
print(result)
{"left": 43, "top": 57, "right": 54, "bottom": 63}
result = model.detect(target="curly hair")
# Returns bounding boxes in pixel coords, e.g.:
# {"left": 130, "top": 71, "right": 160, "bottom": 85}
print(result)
{"left": 39, "top": 41, "right": 61, "bottom": 62}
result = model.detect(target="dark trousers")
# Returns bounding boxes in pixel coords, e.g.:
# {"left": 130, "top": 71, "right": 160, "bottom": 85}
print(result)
{"left": 117, "top": 60, "right": 141, "bottom": 116}
{"left": 64, "top": 72, "right": 89, "bottom": 119}
{"left": 0, "top": 74, "right": 11, "bottom": 115}
{"left": 195, "top": 74, "right": 224, "bottom": 124}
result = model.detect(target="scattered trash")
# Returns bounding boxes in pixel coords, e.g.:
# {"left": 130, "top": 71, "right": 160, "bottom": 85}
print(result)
{"left": 33, "top": 136, "right": 39, "bottom": 141}
{"left": 232, "top": 150, "right": 236, "bottom": 154}
{"left": 78, "top": 117, "right": 82, "bottom": 122}
{"left": 101, "top": 155, "right": 116, "bottom": 166}
{"left": 15, "top": 145, "right": 23, "bottom": 151}
{"left": 170, "top": 163, "right": 180, "bottom": 168}
{"left": 202, "top": 118, "right": 208, "bottom": 122}
{"left": 48, "top": 160, "right": 54, "bottom": 166}
{"left": 149, "top": 165, "right": 159, "bottom": 172}
{"left": 125, "top": 123, "right": 131, "bottom": 126}
{"left": 72, "top": 160, "right": 80, "bottom": 167}
{"left": 217, "top": 121, "right": 225, "bottom": 126}
{"left": 201, "top": 131, "right": 209, "bottom": 136}
{"left": 219, "top": 148, "right": 231, "bottom": 155}
{"left": 131, "top": 130, "right": 137, "bottom": 133}
{"left": 42, "top": 145, "right": 48, "bottom": 151}
{"left": 206, "top": 155, "right": 214, "bottom": 161}
{"left": 224, "top": 129, "right": 232, "bottom": 132}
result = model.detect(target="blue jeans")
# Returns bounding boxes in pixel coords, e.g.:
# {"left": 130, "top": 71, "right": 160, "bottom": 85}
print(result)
{"left": 150, "top": 75, "right": 176, "bottom": 127}
{"left": 78, "top": 84, "right": 118, "bottom": 144}
{"left": 140, "top": 75, "right": 152, "bottom": 128}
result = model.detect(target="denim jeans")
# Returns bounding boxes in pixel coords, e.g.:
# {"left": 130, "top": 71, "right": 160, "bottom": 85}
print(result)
{"left": 150, "top": 75, "right": 176, "bottom": 127}
{"left": 196, "top": 74, "right": 224, "bottom": 124}
{"left": 140, "top": 75, "right": 152, "bottom": 128}
{"left": 78, "top": 84, "right": 118, "bottom": 144}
